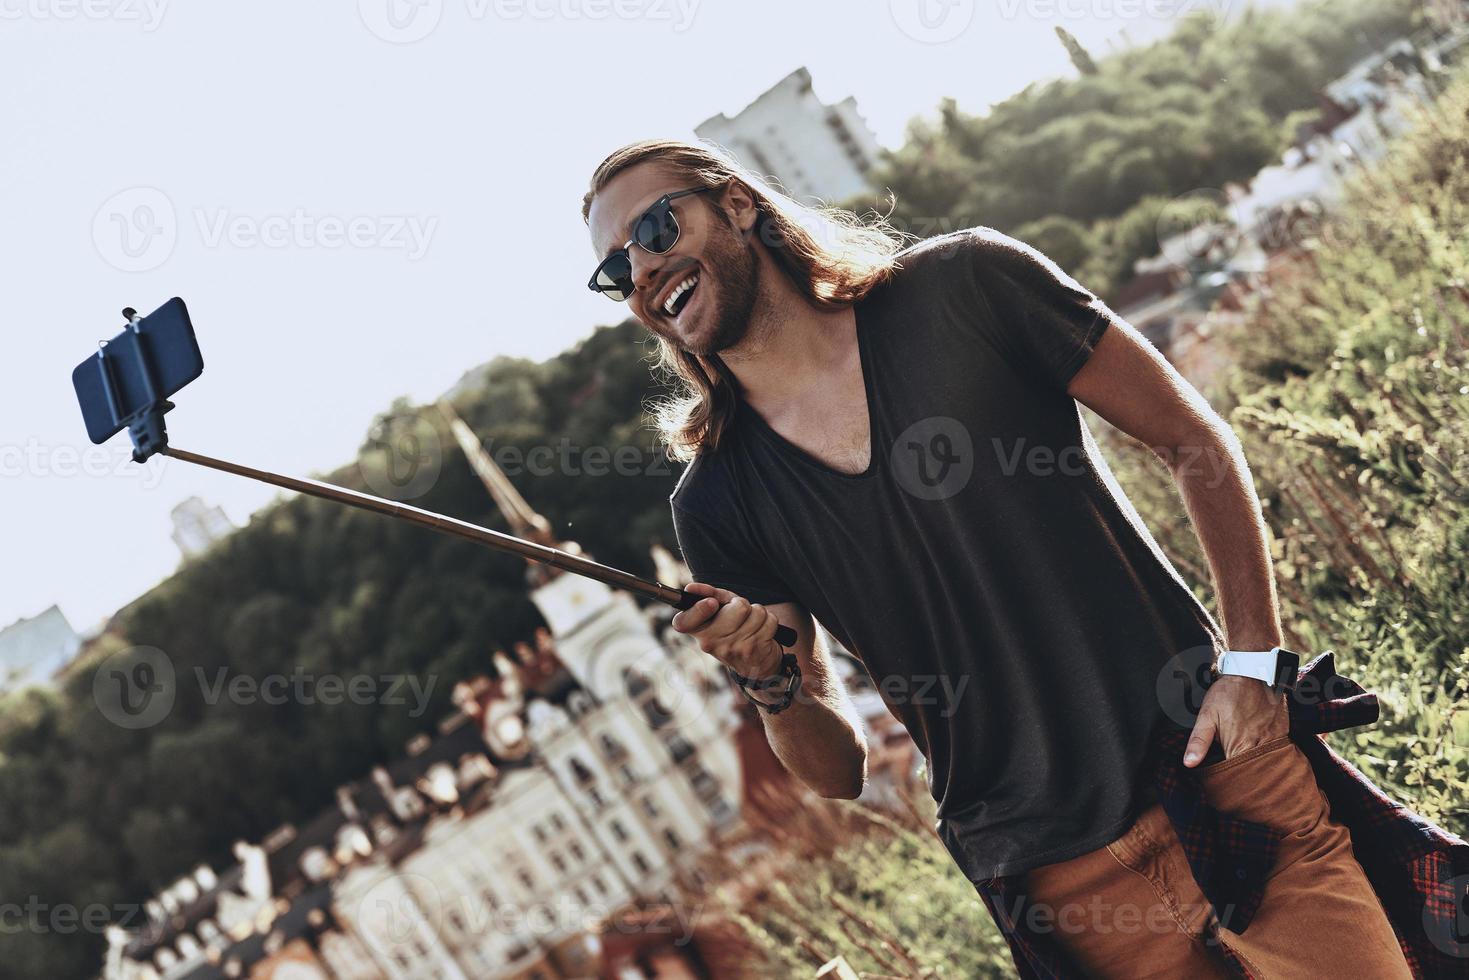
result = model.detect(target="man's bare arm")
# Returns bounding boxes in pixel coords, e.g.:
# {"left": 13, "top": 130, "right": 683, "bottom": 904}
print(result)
{"left": 1065, "top": 316, "right": 1288, "bottom": 762}
{"left": 672, "top": 582, "right": 869, "bottom": 799}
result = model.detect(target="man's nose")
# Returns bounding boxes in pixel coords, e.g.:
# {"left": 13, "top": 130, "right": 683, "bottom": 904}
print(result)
{"left": 629, "top": 246, "right": 668, "bottom": 298}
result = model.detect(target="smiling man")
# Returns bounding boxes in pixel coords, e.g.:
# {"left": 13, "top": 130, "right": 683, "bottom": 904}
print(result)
{"left": 581, "top": 139, "right": 1412, "bottom": 977}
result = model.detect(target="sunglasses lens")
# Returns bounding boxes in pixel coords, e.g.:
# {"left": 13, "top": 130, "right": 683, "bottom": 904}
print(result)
{"left": 593, "top": 252, "right": 634, "bottom": 301}
{"left": 636, "top": 202, "right": 681, "bottom": 254}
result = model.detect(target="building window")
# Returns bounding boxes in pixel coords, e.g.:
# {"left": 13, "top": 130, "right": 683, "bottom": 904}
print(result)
{"left": 624, "top": 669, "right": 651, "bottom": 699}
{"left": 619, "top": 764, "right": 637, "bottom": 786}
{"left": 640, "top": 796, "right": 660, "bottom": 819}
{"left": 551, "top": 851, "right": 567, "bottom": 873}
{"left": 517, "top": 868, "right": 535, "bottom": 890}
{"left": 550, "top": 813, "right": 566, "bottom": 832}
{"left": 569, "top": 841, "right": 586, "bottom": 862}
{"left": 610, "top": 819, "right": 628, "bottom": 842}
{"left": 591, "top": 874, "right": 608, "bottom": 896}
{"left": 663, "top": 829, "right": 681, "bottom": 850}
{"left": 570, "top": 756, "right": 597, "bottom": 785}
{"left": 599, "top": 733, "right": 627, "bottom": 760}
{"left": 666, "top": 734, "right": 695, "bottom": 763}
{"left": 632, "top": 851, "right": 651, "bottom": 874}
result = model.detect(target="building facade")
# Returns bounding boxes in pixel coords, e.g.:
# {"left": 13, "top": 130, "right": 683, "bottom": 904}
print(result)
{"left": 695, "top": 67, "right": 882, "bottom": 203}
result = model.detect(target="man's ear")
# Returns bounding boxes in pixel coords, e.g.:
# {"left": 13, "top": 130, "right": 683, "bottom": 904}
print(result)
{"left": 718, "top": 178, "right": 760, "bottom": 237}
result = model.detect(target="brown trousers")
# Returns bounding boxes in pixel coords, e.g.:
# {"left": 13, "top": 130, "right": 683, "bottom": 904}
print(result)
{"left": 1021, "top": 734, "right": 1412, "bottom": 978}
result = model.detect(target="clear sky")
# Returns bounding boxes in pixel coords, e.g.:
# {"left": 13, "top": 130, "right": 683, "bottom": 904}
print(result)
{"left": 1, "top": 0, "right": 1290, "bottom": 633}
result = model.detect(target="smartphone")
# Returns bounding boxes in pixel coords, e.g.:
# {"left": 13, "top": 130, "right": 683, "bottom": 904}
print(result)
{"left": 73, "top": 297, "right": 203, "bottom": 444}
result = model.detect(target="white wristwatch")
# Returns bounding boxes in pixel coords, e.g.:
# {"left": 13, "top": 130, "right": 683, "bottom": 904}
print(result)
{"left": 1215, "top": 646, "right": 1300, "bottom": 691}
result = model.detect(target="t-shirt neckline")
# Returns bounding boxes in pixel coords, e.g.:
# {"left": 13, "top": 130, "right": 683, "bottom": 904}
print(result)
{"left": 736, "top": 298, "right": 879, "bottom": 481}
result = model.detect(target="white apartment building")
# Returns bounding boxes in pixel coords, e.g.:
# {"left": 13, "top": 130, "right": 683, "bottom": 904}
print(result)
{"left": 695, "top": 67, "right": 882, "bottom": 203}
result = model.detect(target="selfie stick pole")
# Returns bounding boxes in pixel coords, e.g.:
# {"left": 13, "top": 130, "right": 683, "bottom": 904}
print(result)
{"left": 160, "top": 446, "right": 703, "bottom": 611}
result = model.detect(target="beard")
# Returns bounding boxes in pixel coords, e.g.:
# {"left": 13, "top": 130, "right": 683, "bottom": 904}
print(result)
{"left": 665, "top": 216, "right": 760, "bottom": 358}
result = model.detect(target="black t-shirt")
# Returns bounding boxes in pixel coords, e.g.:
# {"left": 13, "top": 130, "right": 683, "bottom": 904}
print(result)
{"left": 668, "top": 227, "right": 1224, "bottom": 880}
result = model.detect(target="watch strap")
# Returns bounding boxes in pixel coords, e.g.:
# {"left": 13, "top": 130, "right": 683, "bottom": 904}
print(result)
{"left": 729, "top": 653, "right": 802, "bottom": 714}
{"left": 1217, "top": 646, "right": 1300, "bottom": 690}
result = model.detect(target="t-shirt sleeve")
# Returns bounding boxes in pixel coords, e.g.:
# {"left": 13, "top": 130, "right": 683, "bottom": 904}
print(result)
{"left": 957, "top": 226, "right": 1115, "bottom": 391}
{"left": 670, "top": 502, "right": 798, "bottom": 607}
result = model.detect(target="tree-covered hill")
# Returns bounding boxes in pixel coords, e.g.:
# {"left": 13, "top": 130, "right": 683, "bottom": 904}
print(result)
{"left": 863, "top": 0, "right": 1421, "bottom": 297}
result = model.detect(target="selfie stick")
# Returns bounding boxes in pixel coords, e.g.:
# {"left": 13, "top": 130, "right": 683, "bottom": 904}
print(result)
{"left": 77, "top": 302, "right": 797, "bottom": 648}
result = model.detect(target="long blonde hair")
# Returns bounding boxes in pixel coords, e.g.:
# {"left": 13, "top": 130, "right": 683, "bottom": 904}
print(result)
{"left": 581, "top": 138, "right": 910, "bottom": 462}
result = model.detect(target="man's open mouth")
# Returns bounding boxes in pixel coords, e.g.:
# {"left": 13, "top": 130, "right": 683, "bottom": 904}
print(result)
{"left": 662, "top": 272, "right": 700, "bottom": 319}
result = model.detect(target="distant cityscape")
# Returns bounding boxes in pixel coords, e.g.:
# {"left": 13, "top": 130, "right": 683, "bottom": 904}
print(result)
{"left": 1113, "top": 34, "right": 1460, "bottom": 393}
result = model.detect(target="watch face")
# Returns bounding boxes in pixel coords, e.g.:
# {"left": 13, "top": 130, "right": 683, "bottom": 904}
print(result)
{"left": 1274, "top": 648, "right": 1302, "bottom": 690}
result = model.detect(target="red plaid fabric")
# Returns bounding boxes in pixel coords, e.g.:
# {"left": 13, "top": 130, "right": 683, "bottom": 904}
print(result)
{"left": 971, "top": 652, "right": 1469, "bottom": 979}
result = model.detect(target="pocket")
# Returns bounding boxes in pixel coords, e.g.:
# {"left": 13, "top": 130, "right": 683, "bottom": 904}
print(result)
{"left": 1198, "top": 733, "right": 1294, "bottom": 778}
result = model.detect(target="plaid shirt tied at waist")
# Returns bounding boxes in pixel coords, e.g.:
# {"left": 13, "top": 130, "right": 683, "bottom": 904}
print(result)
{"left": 969, "top": 652, "right": 1469, "bottom": 979}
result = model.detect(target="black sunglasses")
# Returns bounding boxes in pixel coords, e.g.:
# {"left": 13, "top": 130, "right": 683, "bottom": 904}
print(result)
{"left": 588, "top": 186, "right": 713, "bottom": 302}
